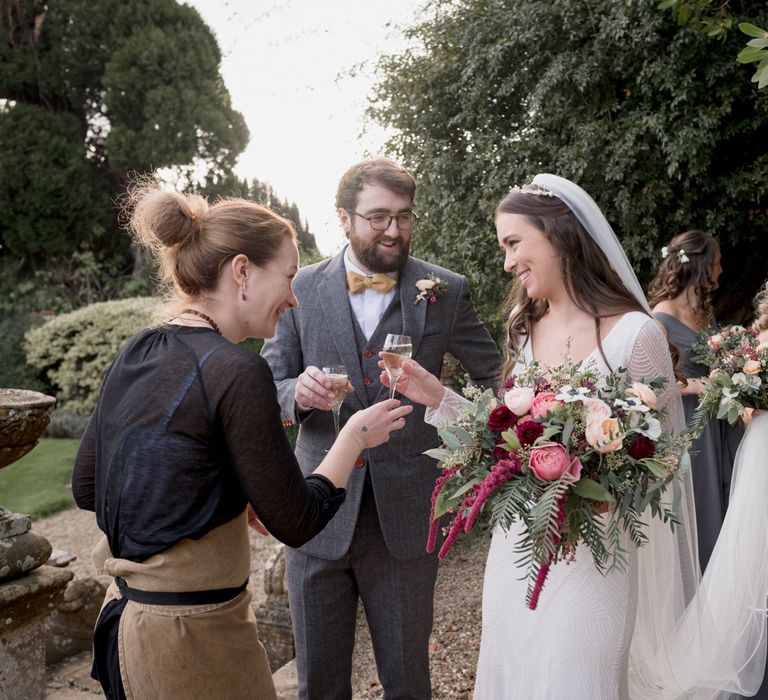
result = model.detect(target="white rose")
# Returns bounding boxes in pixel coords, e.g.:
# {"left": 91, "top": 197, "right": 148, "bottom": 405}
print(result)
{"left": 503, "top": 387, "right": 535, "bottom": 416}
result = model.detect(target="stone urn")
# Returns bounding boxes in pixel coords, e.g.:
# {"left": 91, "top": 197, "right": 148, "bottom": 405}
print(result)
{"left": 0, "top": 388, "right": 73, "bottom": 700}
{"left": 0, "top": 388, "right": 56, "bottom": 469}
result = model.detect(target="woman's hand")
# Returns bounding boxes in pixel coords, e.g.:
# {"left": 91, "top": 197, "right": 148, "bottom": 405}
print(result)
{"left": 342, "top": 399, "right": 413, "bottom": 450}
{"left": 677, "top": 377, "right": 705, "bottom": 396}
{"left": 378, "top": 356, "right": 446, "bottom": 409}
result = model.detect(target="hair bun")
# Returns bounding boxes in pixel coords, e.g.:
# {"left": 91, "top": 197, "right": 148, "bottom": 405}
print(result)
{"left": 129, "top": 188, "right": 207, "bottom": 250}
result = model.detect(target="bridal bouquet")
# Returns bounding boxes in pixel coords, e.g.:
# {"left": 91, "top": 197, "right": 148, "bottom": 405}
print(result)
{"left": 425, "top": 360, "right": 690, "bottom": 609}
{"left": 690, "top": 325, "right": 768, "bottom": 426}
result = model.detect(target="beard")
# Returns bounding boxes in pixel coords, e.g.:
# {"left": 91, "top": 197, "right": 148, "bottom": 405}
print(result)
{"left": 348, "top": 231, "right": 410, "bottom": 273}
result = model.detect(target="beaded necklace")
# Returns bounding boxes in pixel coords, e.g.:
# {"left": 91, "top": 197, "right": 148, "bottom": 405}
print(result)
{"left": 179, "top": 308, "right": 222, "bottom": 335}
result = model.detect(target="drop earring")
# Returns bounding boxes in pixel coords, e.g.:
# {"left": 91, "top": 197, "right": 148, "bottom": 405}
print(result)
{"left": 241, "top": 284, "right": 247, "bottom": 301}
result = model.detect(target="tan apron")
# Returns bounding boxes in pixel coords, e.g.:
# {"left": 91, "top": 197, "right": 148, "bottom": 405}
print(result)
{"left": 94, "top": 510, "right": 277, "bottom": 700}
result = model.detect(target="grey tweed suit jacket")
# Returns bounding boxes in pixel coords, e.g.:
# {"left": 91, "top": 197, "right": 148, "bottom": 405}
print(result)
{"left": 261, "top": 250, "right": 500, "bottom": 561}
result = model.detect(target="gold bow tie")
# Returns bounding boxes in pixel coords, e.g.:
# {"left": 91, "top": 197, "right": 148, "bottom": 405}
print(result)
{"left": 346, "top": 271, "right": 397, "bottom": 294}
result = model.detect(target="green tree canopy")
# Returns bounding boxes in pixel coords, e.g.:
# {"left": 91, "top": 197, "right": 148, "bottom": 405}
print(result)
{"left": 370, "top": 0, "right": 768, "bottom": 331}
{"left": 0, "top": 0, "right": 248, "bottom": 288}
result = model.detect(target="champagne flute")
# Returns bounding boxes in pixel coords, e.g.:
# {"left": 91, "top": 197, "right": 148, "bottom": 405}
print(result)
{"left": 381, "top": 334, "right": 412, "bottom": 400}
{"left": 322, "top": 365, "right": 348, "bottom": 439}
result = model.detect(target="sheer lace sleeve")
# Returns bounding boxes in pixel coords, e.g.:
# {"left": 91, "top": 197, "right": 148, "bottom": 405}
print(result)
{"left": 627, "top": 319, "right": 685, "bottom": 435}
{"left": 424, "top": 388, "right": 472, "bottom": 428}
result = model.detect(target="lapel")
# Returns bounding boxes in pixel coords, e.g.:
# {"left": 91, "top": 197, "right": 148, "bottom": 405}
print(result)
{"left": 317, "top": 251, "right": 367, "bottom": 408}
{"left": 399, "top": 257, "right": 429, "bottom": 358}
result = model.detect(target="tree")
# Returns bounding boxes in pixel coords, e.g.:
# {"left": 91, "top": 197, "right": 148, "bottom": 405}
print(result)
{"left": 0, "top": 0, "right": 248, "bottom": 298}
{"left": 658, "top": 0, "right": 768, "bottom": 89}
{"left": 370, "top": 0, "right": 768, "bottom": 332}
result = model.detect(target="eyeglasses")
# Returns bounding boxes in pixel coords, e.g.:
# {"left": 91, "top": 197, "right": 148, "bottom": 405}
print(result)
{"left": 351, "top": 210, "right": 419, "bottom": 231}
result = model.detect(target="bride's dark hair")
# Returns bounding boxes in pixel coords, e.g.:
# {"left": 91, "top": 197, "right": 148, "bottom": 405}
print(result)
{"left": 498, "top": 186, "right": 647, "bottom": 379}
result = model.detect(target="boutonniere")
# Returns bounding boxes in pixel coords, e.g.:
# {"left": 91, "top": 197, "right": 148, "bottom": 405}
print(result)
{"left": 414, "top": 274, "right": 448, "bottom": 305}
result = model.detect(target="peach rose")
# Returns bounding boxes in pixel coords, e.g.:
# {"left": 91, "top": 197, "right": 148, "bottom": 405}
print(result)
{"left": 582, "top": 397, "right": 612, "bottom": 423}
{"left": 743, "top": 360, "right": 762, "bottom": 375}
{"left": 708, "top": 333, "right": 723, "bottom": 350}
{"left": 585, "top": 417, "right": 624, "bottom": 453}
{"left": 626, "top": 382, "right": 657, "bottom": 409}
{"left": 415, "top": 279, "right": 436, "bottom": 291}
{"left": 503, "top": 387, "right": 535, "bottom": 416}
{"left": 529, "top": 443, "right": 583, "bottom": 481}
{"left": 530, "top": 392, "right": 564, "bottom": 419}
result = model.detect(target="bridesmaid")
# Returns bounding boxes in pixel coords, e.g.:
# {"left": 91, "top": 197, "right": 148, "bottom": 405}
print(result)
{"left": 648, "top": 229, "right": 744, "bottom": 573}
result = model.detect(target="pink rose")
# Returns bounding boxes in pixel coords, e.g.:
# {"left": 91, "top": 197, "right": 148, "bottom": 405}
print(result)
{"left": 529, "top": 443, "right": 582, "bottom": 481}
{"left": 582, "top": 398, "right": 612, "bottom": 423}
{"left": 626, "top": 382, "right": 657, "bottom": 409}
{"left": 503, "top": 387, "right": 535, "bottom": 416}
{"left": 585, "top": 417, "right": 624, "bottom": 453}
{"left": 708, "top": 333, "right": 723, "bottom": 350}
{"left": 743, "top": 360, "right": 762, "bottom": 375}
{"left": 530, "top": 392, "right": 564, "bottom": 419}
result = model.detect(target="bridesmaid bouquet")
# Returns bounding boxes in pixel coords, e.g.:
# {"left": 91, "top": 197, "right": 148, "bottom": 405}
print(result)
{"left": 690, "top": 325, "right": 768, "bottom": 426}
{"left": 425, "top": 360, "right": 690, "bottom": 609}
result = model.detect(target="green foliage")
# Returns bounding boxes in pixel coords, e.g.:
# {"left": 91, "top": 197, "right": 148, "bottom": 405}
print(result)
{"left": 0, "top": 104, "right": 109, "bottom": 257}
{"left": 0, "top": 312, "right": 48, "bottom": 392}
{"left": 0, "top": 439, "right": 79, "bottom": 518}
{"left": 0, "top": 0, "right": 248, "bottom": 308}
{"left": 658, "top": 1, "right": 768, "bottom": 88}
{"left": 24, "top": 297, "right": 162, "bottom": 413}
{"left": 203, "top": 176, "right": 322, "bottom": 265}
{"left": 737, "top": 23, "right": 768, "bottom": 88}
{"left": 370, "top": 0, "right": 768, "bottom": 330}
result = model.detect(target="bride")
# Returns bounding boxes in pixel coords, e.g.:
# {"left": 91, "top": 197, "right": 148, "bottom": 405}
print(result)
{"left": 381, "top": 174, "right": 768, "bottom": 699}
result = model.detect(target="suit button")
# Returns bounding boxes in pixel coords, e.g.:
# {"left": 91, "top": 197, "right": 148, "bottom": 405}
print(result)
{"left": 363, "top": 349, "right": 373, "bottom": 359}
{"left": 354, "top": 457, "right": 365, "bottom": 468}
{"left": 363, "top": 377, "right": 372, "bottom": 386}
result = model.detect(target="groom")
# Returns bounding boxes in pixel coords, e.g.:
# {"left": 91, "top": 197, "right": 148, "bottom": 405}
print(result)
{"left": 261, "top": 157, "right": 499, "bottom": 699}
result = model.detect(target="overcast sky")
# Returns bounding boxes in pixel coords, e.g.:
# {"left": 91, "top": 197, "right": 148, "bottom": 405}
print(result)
{"left": 186, "top": 0, "right": 425, "bottom": 255}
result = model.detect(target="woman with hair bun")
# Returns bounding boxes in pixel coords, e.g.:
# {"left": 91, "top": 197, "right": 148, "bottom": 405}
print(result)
{"left": 648, "top": 229, "right": 743, "bottom": 572}
{"left": 72, "top": 185, "right": 412, "bottom": 699}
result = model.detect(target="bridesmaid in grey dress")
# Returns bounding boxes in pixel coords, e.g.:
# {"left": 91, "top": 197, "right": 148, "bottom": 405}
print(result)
{"left": 648, "top": 230, "right": 744, "bottom": 573}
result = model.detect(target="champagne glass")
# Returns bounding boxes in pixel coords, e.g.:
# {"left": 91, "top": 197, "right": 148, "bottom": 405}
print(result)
{"left": 322, "top": 365, "right": 348, "bottom": 438}
{"left": 381, "top": 334, "right": 412, "bottom": 399}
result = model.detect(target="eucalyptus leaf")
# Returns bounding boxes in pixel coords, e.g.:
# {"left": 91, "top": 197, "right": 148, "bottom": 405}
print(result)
{"left": 571, "top": 478, "right": 613, "bottom": 502}
{"left": 424, "top": 448, "right": 453, "bottom": 462}
{"left": 439, "top": 429, "right": 463, "bottom": 450}
{"left": 501, "top": 430, "right": 521, "bottom": 451}
{"left": 740, "top": 22, "right": 768, "bottom": 39}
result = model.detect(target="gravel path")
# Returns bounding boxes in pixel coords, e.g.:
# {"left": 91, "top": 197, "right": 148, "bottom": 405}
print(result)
{"left": 34, "top": 508, "right": 487, "bottom": 699}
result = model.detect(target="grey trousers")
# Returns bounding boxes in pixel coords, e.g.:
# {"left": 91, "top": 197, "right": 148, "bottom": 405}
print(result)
{"left": 285, "top": 485, "right": 439, "bottom": 700}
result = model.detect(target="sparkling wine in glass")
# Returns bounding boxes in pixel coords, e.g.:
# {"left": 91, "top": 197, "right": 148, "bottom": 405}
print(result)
{"left": 322, "top": 365, "right": 348, "bottom": 438}
{"left": 381, "top": 334, "right": 412, "bottom": 399}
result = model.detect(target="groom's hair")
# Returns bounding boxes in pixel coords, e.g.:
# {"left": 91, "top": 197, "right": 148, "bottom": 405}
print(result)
{"left": 335, "top": 157, "right": 416, "bottom": 212}
{"left": 497, "top": 186, "right": 646, "bottom": 379}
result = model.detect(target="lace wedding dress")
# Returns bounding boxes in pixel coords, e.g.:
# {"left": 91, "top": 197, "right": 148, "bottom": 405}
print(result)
{"left": 426, "top": 174, "right": 767, "bottom": 699}
{"left": 430, "top": 312, "right": 684, "bottom": 699}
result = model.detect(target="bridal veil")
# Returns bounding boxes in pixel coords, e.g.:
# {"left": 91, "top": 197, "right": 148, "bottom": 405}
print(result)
{"left": 533, "top": 174, "right": 767, "bottom": 699}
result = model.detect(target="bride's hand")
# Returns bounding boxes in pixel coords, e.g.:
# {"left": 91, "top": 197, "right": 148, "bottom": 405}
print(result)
{"left": 378, "top": 356, "right": 445, "bottom": 409}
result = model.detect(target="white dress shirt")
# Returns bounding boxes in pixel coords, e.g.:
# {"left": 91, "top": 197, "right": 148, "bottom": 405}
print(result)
{"left": 343, "top": 247, "right": 398, "bottom": 341}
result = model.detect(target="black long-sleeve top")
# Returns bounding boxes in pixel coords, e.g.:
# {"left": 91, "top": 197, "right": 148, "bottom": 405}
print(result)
{"left": 72, "top": 325, "right": 345, "bottom": 562}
